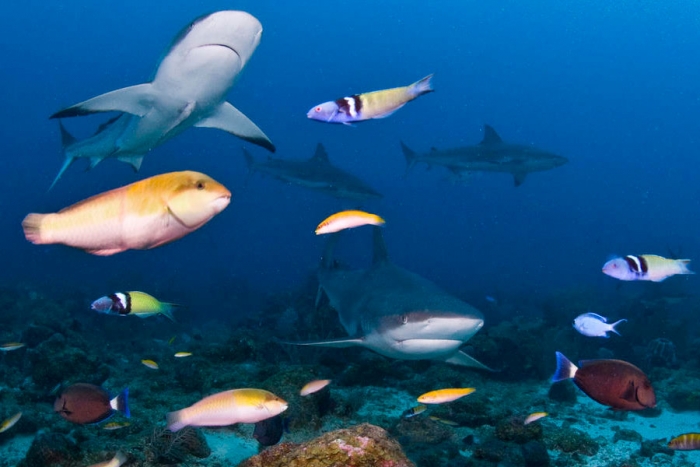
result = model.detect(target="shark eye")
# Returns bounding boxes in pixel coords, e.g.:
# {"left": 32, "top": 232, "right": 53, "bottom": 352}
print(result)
{"left": 401, "top": 315, "right": 408, "bottom": 324}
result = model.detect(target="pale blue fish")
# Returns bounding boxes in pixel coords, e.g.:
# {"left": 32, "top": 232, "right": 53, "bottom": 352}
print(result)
{"left": 573, "top": 312, "right": 626, "bottom": 338}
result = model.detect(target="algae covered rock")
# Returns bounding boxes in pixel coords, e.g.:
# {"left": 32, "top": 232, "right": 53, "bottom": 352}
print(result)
{"left": 238, "top": 423, "right": 414, "bottom": 467}
{"left": 19, "top": 431, "right": 80, "bottom": 467}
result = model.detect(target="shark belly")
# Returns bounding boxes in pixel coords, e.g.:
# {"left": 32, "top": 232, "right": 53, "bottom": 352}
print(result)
{"left": 363, "top": 332, "right": 464, "bottom": 360}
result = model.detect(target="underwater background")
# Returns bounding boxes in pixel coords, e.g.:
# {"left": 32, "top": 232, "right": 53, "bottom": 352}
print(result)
{"left": 2, "top": 1, "right": 700, "bottom": 466}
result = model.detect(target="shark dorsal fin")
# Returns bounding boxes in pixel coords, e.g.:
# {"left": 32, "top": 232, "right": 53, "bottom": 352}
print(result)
{"left": 480, "top": 125, "right": 502, "bottom": 145}
{"left": 372, "top": 226, "right": 390, "bottom": 265}
{"left": 311, "top": 143, "right": 330, "bottom": 163}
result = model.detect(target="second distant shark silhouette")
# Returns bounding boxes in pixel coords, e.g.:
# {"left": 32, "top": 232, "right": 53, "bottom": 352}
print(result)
{"left": 402, "top": 124, "right": 568, "bottom": 186}
{"left": 49, "top": 11, "right": 275, "bottom": 189}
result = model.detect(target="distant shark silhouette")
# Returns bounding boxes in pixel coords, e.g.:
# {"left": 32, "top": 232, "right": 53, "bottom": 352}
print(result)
{"left": 290, "top": 227, "right": 490, "bottom": 370}
{"left": 243, "top": 143, "right": 382, "bottom": 201}
{"left": 402, "top": 124, "right": 568, "bottom": 186}
{"left": 49, "top": 11, "right": 275, "bottom": 189}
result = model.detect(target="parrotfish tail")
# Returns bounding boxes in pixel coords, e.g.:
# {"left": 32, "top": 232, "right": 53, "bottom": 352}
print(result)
{"left": 400, "top": 141, "right": 418, "bottom": 177}
{"left": 411, "top": 74, "right": 434, "bottom": 97}
{"left": 160, "top": 304, "right": 180, "bottom": 322}
{"left": 166, "top": 410, "right": 186, "bottom": 432}
{"left": 113, "top": 387, "right": 130, "bottom": 418}
{"left": 21, "top": 214, "right": 46, "bottom": 245}
{"left": 610, "top": 319, "right": 627, "bottom": 336}
{"left": 678, "top": 259, "right": 694, "bottom": 274}
{"left": 114, "top": 451, "right": 127, "bottom": 466}
{"left": 49, "top": 121, "right": 79, "bottom": 190}
{"left": 551, "top": 351, "right": 578, "bottom": 383}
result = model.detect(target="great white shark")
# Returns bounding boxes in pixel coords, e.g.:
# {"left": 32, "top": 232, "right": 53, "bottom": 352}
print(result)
{"left": 291, "top": 227, "right": 490, "bottom": 370}
{"left": 49, "top": 10, "right": 275, "bottom": 189}
{"left": 402, "top": 124, "right": 568, "bottom": 187}
{"left": 243, "top": 143, "right": 382, "bottom": 201}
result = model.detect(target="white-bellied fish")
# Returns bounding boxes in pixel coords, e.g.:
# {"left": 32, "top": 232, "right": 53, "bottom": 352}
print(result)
{"left": 402, "top": 404, "right": 427, "bottom": 418}
{"left": 602, "top": 255, "right": 693, "bottom": 282}
{"left": 166, "top": 388, "right": 287, "bottom": 432}
{"left": 524, "top": 412, "right": 548, "bottom": 425}
{"left": 300, "top": 379, "right": 332, "bottom": 396}
{"left": 417, "top": 388, "right": 476, "bottom": 404}
{"left": 141, "top": 359, "right": 159, "bottom": 370}
{"left": 0, "top": 412, "right": 22, "bottom": 433}
{"left": 316, "top": 210, "right": 385, "bottom": 235}
{"left": 91, "top": 291, "right": 179, "bottom": 321}
{"left": 668, "top": 433, "right": 700, "bottom": 451}
{"left": 88, "top": 451, "right": 127, "bottom": 467}
{"left": 0, "top": 343, "right": 25, "bottom": 352}
{"left": 307, "top": 75, "right": 433, "bottom": 125}
{"left": 174, "top": 352, "right": 192, "bottom": 358}
{"left": 23, "top": 171, "right": 230, "bottom": 256}
{"left": 573, "top": 313, "right": 626, "bottom": 338}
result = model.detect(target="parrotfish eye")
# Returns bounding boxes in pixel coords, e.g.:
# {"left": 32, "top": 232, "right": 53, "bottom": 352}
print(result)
{"left": 315, "top": 107, "right": 322, "bottom": 113}
{"left": 196, "top": 181, "right": 205, "bottom": 190}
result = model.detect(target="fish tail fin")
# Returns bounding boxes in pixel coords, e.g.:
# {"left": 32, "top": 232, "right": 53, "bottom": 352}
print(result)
{"left": 166, "top": 410, "right": 186, "bottom": 432}
{"left": 49, "top": 121, "right": 79, "bottom": 190}
{"left": 677, "top": 259, "right": 694, "bottom": 274}
{"left": 610, "top": 318, "right": 627, "bottom": 336}
{"left": 113, "top": 451, "right": 127, "bottom": 466}
{"left": 111, "top": 387, "right": 130, "bottom": 418}
{"left": 400, "top": 141, "right": 418, "bottom": 177}
{"left": 22, "top": 214, "right": 48, "bottom": 245}
{"left": 551, "top": 351, "right": 578, "bottom": 383}
{"left": 160, "top": 303, "right": 182, "bottom": 322}
{"left": 411, "top": 74, "right": 434, "bottom": 97}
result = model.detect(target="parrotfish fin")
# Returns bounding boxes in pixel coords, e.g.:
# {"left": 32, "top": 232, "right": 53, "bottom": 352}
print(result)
{"left": 372, "top": 226, "right": 390, "bottom": 265}
{"left": 117, "top": 155, "right": 145, "bottom": 172}
{"left": 619, "top": 380, "right": 637, "bottom": 403}
{"left": 194, "top": 101, "right": 275, "bottom": 152}
{"left": 311, "top": 143, "right": 330, "bottom": 163}
{"left": 286, "top": 337, "right": 366, "bottom": 348}
{"left": 113, "top": 451, "right": 127, "bottom": 465}
{"left": 551, "top": 351, "right": 578, "bottom": 382}
{"left": 50, "top": 83, "right": 155, "bottom": 118}
{"left": 110, "top": 387, "right": 130, "bottom": 419}
{"left": 411, "top": 74, "right": 435, "bottom": 97}
{"left": 166, "top": 410, "right": 186, "bottom": 432}
{"left": 677, "top": 259, "right": 694, "bottom": 275}
{"left": 610, "top": 319, "right": 627, "bottom": 336}
{"left": 400, "top": 141, "right": 418, "bottom": 177}
{"left": 480, "top": 124, "right": 503, "bottom": 145}
{"left": 87, "top": 248, "right": 128, "bottom": 256}
{"left": 513, "top": 172, "right": 528, "bottom": 187}
{"left": 445, "top": 350, "right": 495, "bottom": 371}
{"left": 159, "top": 303, "right": 181, "bottom": 322}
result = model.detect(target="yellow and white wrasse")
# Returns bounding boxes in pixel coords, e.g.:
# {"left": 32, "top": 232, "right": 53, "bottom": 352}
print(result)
{"left": 88, "top": 450, "right": 127, "bottom": 467}
{"left": 524, "top": 412, "right": 548, "bottom": 425}
{"left": 315, "top": 210, "right": 385, "bottom": 235}
{"left": 102, "top": 421, "right": 131, "bottom": 430}
{"left": 0, "top": 412, "right": 21, "bottom": 433}
{"left": 174, "top": 352, "right": 192, "bottom": 358}
{"left": 417, "top": 388, "right": 476, "bottom": 404}
{"left": 602, "top": 254, "right": 693, "bottom": 282}
{"left": 0, "top": 342, "right": 25, "bottom": 352}
{"left": 307, "top": 75, "right": 434, "bottom": 124}
{"left": 141, "top": 359, "right": 159, "bottom": 370}
{"left": 300, "top": 379, "right": 332, "bottom": 396}
{"left": 22, "top": 171, "right": 230, "bottom": 256}
{"left": 668, "top": 433, "right": 700, "bottom": 450}
{"left": 166, "top": 388, "right": 288, "bottom": 432}
{"left": 91, "top": 291, "right": 180, "bottom": 321}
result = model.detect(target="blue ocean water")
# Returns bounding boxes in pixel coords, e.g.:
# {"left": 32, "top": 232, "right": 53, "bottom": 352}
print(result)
{"left": 3, "top": 1, "right": 699, "bottom": 319}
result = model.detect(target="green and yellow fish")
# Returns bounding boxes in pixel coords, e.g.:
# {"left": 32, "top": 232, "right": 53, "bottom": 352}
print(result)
{"left": 91, "top": 291, "right": 180, "bottom": 321}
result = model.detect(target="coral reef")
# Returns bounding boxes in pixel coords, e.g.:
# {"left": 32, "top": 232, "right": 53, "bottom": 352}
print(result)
{"left": 18, "top": 431, "right": 80, "bottom": 467}
{"left": 143, "top": 426, "right": 211, "bottom": 464}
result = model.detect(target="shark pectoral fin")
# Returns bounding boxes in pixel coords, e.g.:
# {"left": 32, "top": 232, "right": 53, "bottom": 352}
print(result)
{"left": 513, "top": 172, "right": 528, "bottom": 187}
{"left": 445, "top": 350, "right": 496, "bottom": 371}
{"left": 50, "top": 84, "right": 156, "bottom": 119}
{"left": 195, "top": 102, "right": 276, "bottom": 152}
{"left": 117, "top": 155, "right": 145, "bottom": 172}
{"left": 286, "top": 337, "right": 365, "bottom": 348}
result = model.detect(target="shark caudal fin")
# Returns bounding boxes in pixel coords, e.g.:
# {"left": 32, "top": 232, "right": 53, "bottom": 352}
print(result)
{"left": 49, "top": 121, "right": 79, "bottom": 190}
{"left": 400, "top": 141, "right": 418, "bottom": 177}
{"left": 372, "top": 226, "right": 390, "bottom": 265}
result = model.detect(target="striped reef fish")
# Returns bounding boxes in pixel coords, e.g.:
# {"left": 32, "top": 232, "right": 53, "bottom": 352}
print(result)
{"left": 0, "top": 412, "right": 22, "bottom": 433}
{"left": 315, "top": 210, "right": 385, "bottom": 235}
{"left": 417, "top": 388, "right": 476, "bottom": 404}
{"left": 91, "top": 291, "right": 179, "bottom": 321}
{"left": 401, "top": 404, "right": 427, "bottom": 419}
{"left": 602, "top": 255, "right": 693, "bottom": 282}
{"left": 523, "top": 412, "right": 548, "bottom": 425}
{"left": 668, "top": 433, "right": 700, "bottom": 451}
{"left": 307, "top": 75, "right": 434, "bottom": 125}
{"left": 0, "top": 342, "right": 25, "bottom": 352}
{"left": 299, "top": 379, "right": 332, "bottom": 396}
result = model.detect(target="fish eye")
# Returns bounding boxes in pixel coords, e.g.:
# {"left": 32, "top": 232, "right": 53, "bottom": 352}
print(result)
{"left": 196, "top": 181, "right": 205, "bottom": 190}
{"left": 315, "top": 107, "right": 322, "bottom": 112}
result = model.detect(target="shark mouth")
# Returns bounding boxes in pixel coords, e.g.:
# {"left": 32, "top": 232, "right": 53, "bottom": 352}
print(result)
{"left": 198, "top": 43, "right": 241, "bottom": 60}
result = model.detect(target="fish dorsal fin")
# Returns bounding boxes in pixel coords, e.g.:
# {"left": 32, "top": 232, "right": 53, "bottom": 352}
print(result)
{"left": 311, "top": 143, "right": 329, "bottom": 163}
{"left": 372, "top": 226, "right": 390, "bottom": 265}
{"left": 619, "top": 380, "right": 637, "bottom": 402}
{"left": 583, "top": 312, "right": 607, "bottom": 322}
{"left": 480, "top": 124, "right": 502, "bottom": 145}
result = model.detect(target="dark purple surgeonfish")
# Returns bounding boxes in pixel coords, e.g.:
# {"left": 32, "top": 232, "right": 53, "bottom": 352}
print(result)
{"left": 551, "top": 352, "right": 656, "bottom": 411}
{"left": 54, "top": 383, "right": 130, "bottom": 424}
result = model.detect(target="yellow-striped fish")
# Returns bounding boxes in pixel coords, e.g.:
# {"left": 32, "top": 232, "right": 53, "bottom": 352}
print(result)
{"left": 102, "top": 421, "right": 131, "bottom": 430}
{"left": 141, "top": 359, "right": 159, "bottom": 370}
{"left": 429, "top": 415, "right": 460, "bottom": 426}
{"left": 401, "top": 404, "right": 427, "bottom": 419}
{"left": 88, "top": 451, "right": 127, "bottom": 467}
{"left": 22, "top": 171, "right": 230, "bottom": 256}
{"left": 0, "top": 342, "right": 25, "bottom": 352}
{"left": 524, "top": 412, "right": 548, "bottom": 425}
{"left": 603, "top": 255, "right": 693, "bottom": 282}
{"left": 174, "top": 352, "right": 192, "bottom": 358}
{"left": 300, "top": 379, "right": 332, "bottom": 396}
{"left": 307, "top": 75, "right": 434, "bottom": 125}
{"left": 91, "top": 291, "right": 179, "bottom": 321}
{"left": 417, "top": 388, "right": 476, "bottom": 404}
{"left": 0, "top": 412, "right": 21, "bottom": 433}
{"left": 166, "top": 388, "right": 288, "bottom": 432}
{"left": 668, "top": 433, "right": 700, "bottom": 451}
{"left": 315, "top": 210, "right": 385, "bottom": 235}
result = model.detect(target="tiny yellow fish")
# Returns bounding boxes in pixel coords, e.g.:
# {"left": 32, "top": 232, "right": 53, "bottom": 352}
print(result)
{"left": 103, "top": 421, "right": 131, "bottom": 430}
{"left": 168, "top": 335, "right": 177, "bottom": 345}
{"left": 0, "top": 342, "right": 25, "bottom": 352}
{"left": 141, "top": 359, "right": 159, "bottom": 370}
{"left": 174, "top": 352, "right": 192, "bottom": 358}
{"left": 669, "top": 433, "right": 700, "bottom": 451}
{"left": 315, "top": 210, "right": 385, "bottom": 235}
{"left": 0, "top": 412, "right": 22, "bottom": 433}
{"left": 300, "top": 379, "right": 332, "bottom": 396}
{"left": 524, "top": 412, "right": 548, "bottom": 425}
{"left": 402, "top": 404, "right": 427, "bottom": 419}
{"left": 417, "top": 388, "right": 476, "bottom": 404}
{"left": 88, "top": 450, "right": 127, "bottom": 467}
{"left": 429, "top": 415, "right": 460, "bottom": 426}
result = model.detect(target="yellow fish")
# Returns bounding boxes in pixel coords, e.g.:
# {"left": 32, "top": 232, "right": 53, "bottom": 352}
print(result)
{"left": 88, "top": 451, "right": 127, "bottom": 467}
{"left": 300, "top": 379, "right": 332, "bottom": 396}
{"left": 22, "top": 171, "right": 230, "bottom": 256}
{"left": 668, "top": 433, "right": 700, "bottom": 451}
{"left": 166, "top": 388, "right": 288, "bottom": 432}
{"left": 417, "top": 388, "right": 476, "bottom": 404}
{"left": 0, "top": 342, "right": 25, "bottom": 352}
{"left": 429, "top": 415, "right": 460, "bottom": 426}
{"left": 0, "top": 412, "right": 21, "bottom": 433}
{"left": 401, "top": 404, "right": 427, "bottom": 419}
{"left": 141, "top": 359, "right": 159, "bottom": 370}
{"left": 91, "top": 291, "right": 180, "bottom": 321}
{"left": 315, "top": 210, "right": 385, "bottom": 235}
{"left": 102, "top": 421, "right": 131, "bottom": 430}
{"left": 524, "top": 412, "right": 548, "bottom": 425}
{"left": 174, "top": 352, "right": 192, "bottom": 358}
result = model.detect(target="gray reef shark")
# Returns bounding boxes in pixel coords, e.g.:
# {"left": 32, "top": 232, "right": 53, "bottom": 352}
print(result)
{"left": 243, "top": 143, "right": 382, "bottom": 201}
{"left": 402, "top": 124, "right": 568, "bottom": 186}
{"left": 49, "top": 10, "right": 275, "bottom": 189}
{"left": 291, "top": 227, "right": 490, "bottom": 369}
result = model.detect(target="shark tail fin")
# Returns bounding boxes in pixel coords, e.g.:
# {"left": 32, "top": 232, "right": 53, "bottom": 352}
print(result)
{"left": 400, "top": 141, "right": 418, "bottom": 178}
{"left": 49, "top": 121, "right": 79, "bottom": 190}
{"left": 372, "top": 226, "right": 390, "bottom": 265}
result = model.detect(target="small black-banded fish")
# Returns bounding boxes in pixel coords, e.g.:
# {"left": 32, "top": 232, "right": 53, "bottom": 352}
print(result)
{"left": 668, "top": 433, "right": 700, "bottom": 451}
{"left": 602, "top": 255, "right": 693, "bottom": 282}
